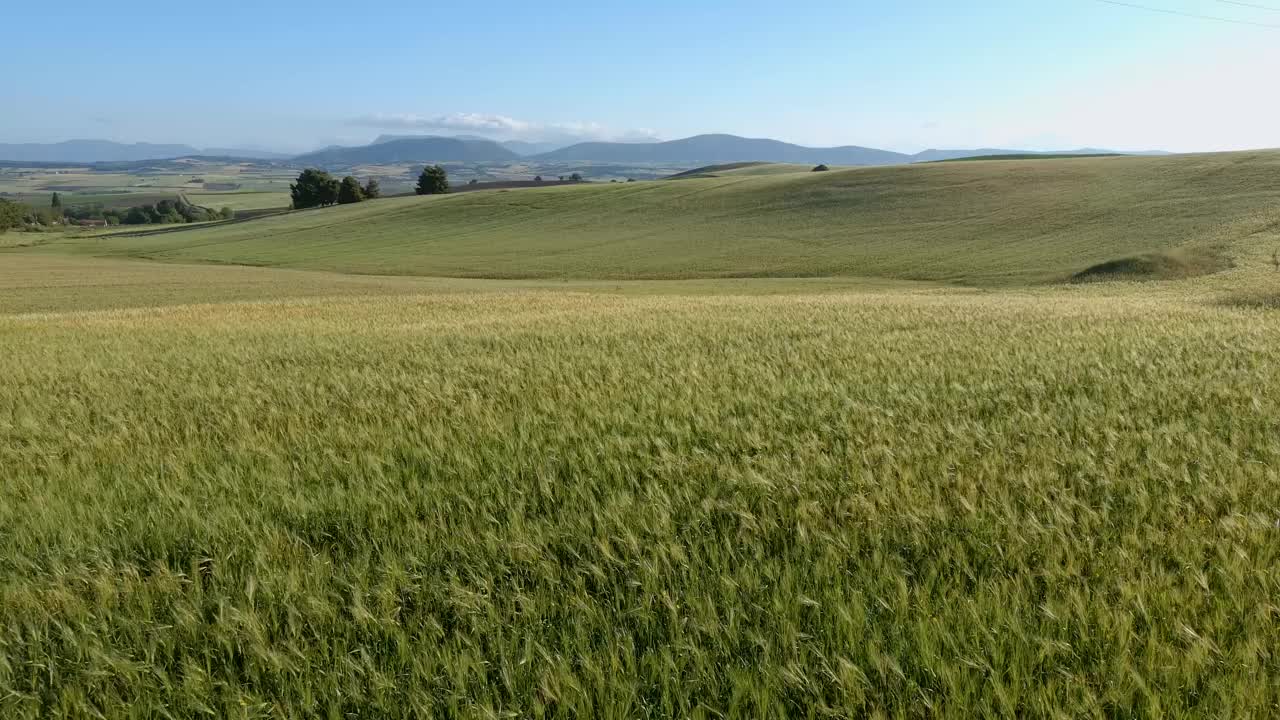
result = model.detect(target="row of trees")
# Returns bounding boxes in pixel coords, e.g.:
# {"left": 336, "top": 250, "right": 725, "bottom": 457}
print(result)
{"left": 1, "top": 195, "right": 233, "bottom": 232}
{"left": 290, "top": 165, "right": 456, "bottom": 210}
{"left": 109, "top": 198, "right": 234, "bottom": 226}
{"left": 290, "top": 165, "right": 595, "bottom": 211}
{"left": 291, "top": 169, "right": 382, "bottom": 209}
{"left": 56, "top": 196, "right": 233, "bottom": 226}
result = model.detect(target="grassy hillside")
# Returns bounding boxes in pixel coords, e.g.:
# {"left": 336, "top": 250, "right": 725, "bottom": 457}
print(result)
{"left": 666, "top": 162, "right": 819, "bottom": 179}
{"left": 41, "top": 151, "right": 1280, "bottom": 285}
{"left": 936, "top": 152, "right": 1122, "bottom": 162}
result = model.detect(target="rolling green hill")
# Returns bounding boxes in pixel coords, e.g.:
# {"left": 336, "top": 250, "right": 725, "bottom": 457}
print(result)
{"left": 44, "top": 151, "right": 1280, "bottom": 285}
{"left": 667, "top": 162, "right": 823, "bottom": 179}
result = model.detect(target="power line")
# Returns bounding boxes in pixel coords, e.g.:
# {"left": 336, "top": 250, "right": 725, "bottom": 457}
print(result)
{"left": 1095, "top": 0, "right": 1280, "bottom": 27}
{"left": 1212, "top": 0, "right": 1280, "bottom": 12}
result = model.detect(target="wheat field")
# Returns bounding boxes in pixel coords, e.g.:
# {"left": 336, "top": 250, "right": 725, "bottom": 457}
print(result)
{"left": 3, "top": 277, "right": 1279, "bottom": 717}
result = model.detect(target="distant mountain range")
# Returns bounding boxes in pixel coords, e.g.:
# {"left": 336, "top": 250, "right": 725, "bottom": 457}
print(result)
{"left": 500, "top": 140, "right": 565, "bottom": 156}
{"left": 0, "top": 135, "right": 1173, "bottom": 166}
{"left": 200, "top": 148, "right": 294, "bottom": 160}
{"left": 533, "top": 134, "right": 908, "bottom": 166}
{"left": 372, "top": 134, "right": 564, "bottom": 157}
{"left": 0, "top": 140, "right": 202, "bottom": 163}
{"left": 293, "top": 137, "right": 521, "bottom": 165}
{"left": 0, "top": 140, "right": 291, "bottom": 163}
{"left": 534, "top": 135, "right": 1171, "bottom": 166}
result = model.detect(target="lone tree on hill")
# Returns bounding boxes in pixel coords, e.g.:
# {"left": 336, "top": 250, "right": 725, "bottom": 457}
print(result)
{"left": 812, "top": 164, "right": 830, "bottom": 172}
{"left": 570, "top": 172, "right": 583, "bottom": 182}
{"left": 338, "top": 176, "right": 364, "bottom": 205}
{"left": 416, "top": 165, "right": 449, "bottom": 195}
{"left": 290, "top": 169, "right": 341, "bottom": 209}
{"left": 362, "top": 178, "right": 381, "bottom": 199}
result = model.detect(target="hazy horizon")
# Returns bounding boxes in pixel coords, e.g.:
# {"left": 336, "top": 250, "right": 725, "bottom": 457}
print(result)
{"left": 6, "top": 0, "right": 1279, "bottom": 155}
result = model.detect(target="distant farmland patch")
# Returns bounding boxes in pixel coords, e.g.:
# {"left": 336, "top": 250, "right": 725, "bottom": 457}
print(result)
{"left": 201, "top": 182, "right": 241, "bottom": 191}
{"left": 62, "top": 192, "right": 182, "bottom": 209}
{"left": 185, "top": 190, "right": 292, "bottom": 211}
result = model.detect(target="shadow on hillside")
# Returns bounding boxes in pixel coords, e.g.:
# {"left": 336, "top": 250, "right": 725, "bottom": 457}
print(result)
{"left": 1071, "top": 246, "right": 1230, "bottom": 283}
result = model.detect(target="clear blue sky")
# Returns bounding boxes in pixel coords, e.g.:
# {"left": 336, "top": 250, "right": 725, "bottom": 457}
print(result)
{"left": 6, "top": 0, "right": 1277, "bottom": 153}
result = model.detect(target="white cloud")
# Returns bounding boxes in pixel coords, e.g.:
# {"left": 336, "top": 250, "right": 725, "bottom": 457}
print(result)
{"left": 346, "top": 112, "right": 661, "bottom": 144}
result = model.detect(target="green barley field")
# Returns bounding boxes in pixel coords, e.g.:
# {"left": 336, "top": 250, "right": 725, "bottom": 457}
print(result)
{"left": 2, "top": 154, "right": 1280, "bottom": 717}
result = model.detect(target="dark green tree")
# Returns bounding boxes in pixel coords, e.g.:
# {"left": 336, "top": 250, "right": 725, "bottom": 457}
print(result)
{"left": 534, "top": 175, "right": 543, "bottom": 183}
{"left": 812, "top": 164, "right": 830, "bottom": 172}
{"left": 570, "top": 172, "right": 583, "bottom": 182}
{"left": 290, "top": 169, "right": 341, "bottom": 209}
{"left": 123, "top": 206, "right": 152, "bottom": 225}
{"left": 416, "top": 165, "right": 449, "bottom": 195}
{"left": 338, "top": 176, "right": 364, "bottom": 205}
{"left": 362, "top": 178, "right": 381, "bottom": 199}
{"left": 51, "top": 192, "right": 63, "bottom": 213}
{"left": 0, "top": 198, "right": 25, "bottom": 233}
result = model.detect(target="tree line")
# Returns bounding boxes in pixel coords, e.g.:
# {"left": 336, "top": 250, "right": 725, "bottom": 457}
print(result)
{"left": 287, "top": 165, "right": 465, "bottom": 209}
{"left": 68, "top": 196, "right": 234, "bottom": 225}
{"left": 0, "top": 194, "right": 233, "bottom": 233}
{"left": 289, "top": 170, "right": 383, "bottom": 209}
